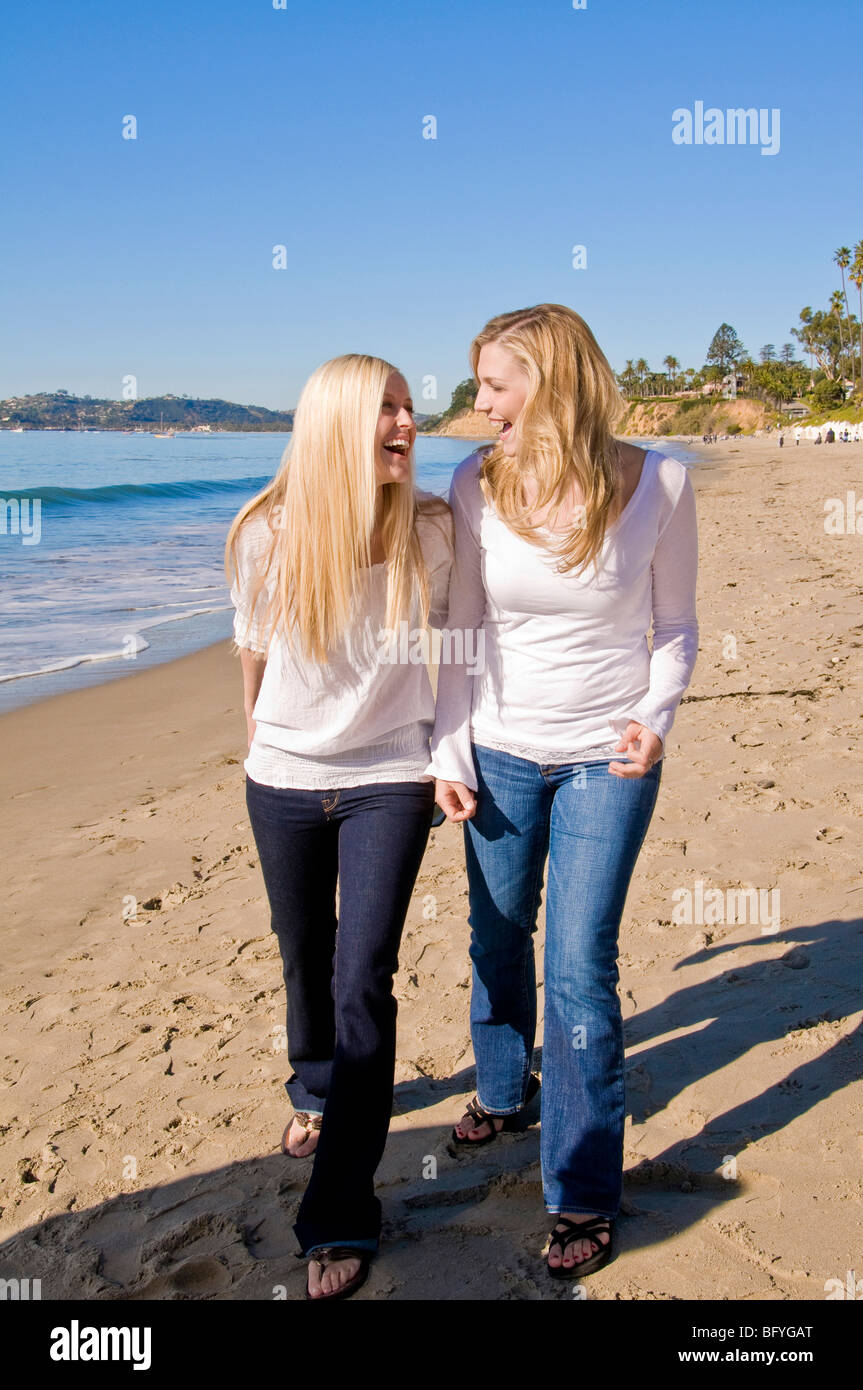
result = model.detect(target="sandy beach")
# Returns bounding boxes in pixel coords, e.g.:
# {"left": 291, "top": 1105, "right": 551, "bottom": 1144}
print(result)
{"left": 1, "top": 434, "right": 861, "bottom": 1301}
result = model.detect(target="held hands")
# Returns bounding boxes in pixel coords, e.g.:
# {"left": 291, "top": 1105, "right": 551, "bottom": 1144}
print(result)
{"left": 433, "top": 727, "right": 661, "bottom": 812}
{"left": 608, "top": 722, "right": 663, "bottom": 778}
{"left": 434, "top": 779, "right": 477, "bottom": 823}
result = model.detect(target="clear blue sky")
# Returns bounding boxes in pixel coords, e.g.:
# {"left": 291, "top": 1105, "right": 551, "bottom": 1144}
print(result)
{"left": 1, "top": 0, "right": 860, "bottom": 410}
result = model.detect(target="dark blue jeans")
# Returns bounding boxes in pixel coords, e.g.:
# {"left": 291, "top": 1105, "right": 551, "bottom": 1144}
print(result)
{"left": 463, "top": 744, "right": 661, "bottom": 1218}
{"left": 245, "top": 775, "right": 435, "bottom": 1257}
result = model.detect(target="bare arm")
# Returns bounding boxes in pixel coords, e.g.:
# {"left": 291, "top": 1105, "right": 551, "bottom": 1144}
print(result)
{"left": 240, "top": 647, "right": 267, "bottom": 748}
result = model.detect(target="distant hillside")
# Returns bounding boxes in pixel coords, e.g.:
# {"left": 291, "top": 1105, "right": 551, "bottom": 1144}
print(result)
{"left": 422, "top": 408, "right": 498, "bottom": 439}
{"left": 616, "top": 397, "right": 776, "bottom": 436}
{"left": 418, "top": 378, "right": 494, "bottom": 437}
{"left": 0, "top": 392, "right": 295, "bottom": 432}
{"left": 416, "top": 389, "right": 796, "bottom": 441}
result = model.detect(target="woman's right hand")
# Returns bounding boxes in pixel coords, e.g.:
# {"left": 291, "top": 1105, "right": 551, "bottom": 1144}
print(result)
{"left": 434, "top": 779, "right": 477, "bottom": 823}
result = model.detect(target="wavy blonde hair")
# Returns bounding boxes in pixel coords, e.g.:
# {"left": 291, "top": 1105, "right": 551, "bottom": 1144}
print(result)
{"left": 471, "top": 303, "right": 624, "bottom": 572}
{"left": 225, "top": 354, "right": 445, "bottom": 663}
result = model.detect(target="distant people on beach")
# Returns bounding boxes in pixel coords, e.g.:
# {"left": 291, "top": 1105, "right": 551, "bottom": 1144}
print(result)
{"left": 789, "top": 423, "right": 861, "bottom": 444}
{"left": 431, "top": 303, "right": 698, "bottom": 1281}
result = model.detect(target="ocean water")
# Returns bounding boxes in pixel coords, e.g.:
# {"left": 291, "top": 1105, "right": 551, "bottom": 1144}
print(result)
{"left": 0, "top": 430, "right": 695, "bottom": 713}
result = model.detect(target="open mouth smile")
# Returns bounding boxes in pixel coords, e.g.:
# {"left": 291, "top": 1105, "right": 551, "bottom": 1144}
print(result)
{"left": 383, "top": 437, "right": 411, "bottom": 457}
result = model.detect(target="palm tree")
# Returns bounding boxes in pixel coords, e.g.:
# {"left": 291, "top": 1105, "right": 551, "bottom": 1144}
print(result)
{"left": 834, "top": 247, "right": 855, "bottom": 387}
{"left": 663, "top": 355, "right": 680, "bottom": 392}
{"left": 737, "top": 354, "right": 756, "bottom": 393}
{"left": 852, "top": 241, "right": 863, "bottom": 395}
{"left": 829, "top": 290, "right": 848, "bottom": 378}
{"left": 635, "top": 358, "right": 649, "bottom": 397}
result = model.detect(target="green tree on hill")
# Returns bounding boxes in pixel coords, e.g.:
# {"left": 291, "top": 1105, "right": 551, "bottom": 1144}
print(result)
{"left": 449, "top": 378, "right": 478, "bottom": 413}
{"left": 811, "top": 377, "right": 845, "bottom": 410}
{"left": 416, "top": 378, "right": 478, "bottom": 432}
{"left": 705, "top": 323, "right": 745, "bottom": 373}
{"left": 793, "top": 307, "right": 844, "bottom": 381}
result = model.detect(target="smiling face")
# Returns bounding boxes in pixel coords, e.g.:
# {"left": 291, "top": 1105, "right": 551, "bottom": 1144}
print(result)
{"left": 374, "top": 372, "right": 416, "bottom": 485}
{"left": 474, "top": 342, "right": 530, "bottom": 457}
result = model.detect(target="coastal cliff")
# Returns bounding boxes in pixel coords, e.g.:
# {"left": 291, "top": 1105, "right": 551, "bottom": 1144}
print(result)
{"left": 423, "top": 397, "right": 777, "bottom": 440}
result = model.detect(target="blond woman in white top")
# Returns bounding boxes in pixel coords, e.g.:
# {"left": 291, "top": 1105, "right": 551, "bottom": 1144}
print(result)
{"left": 428, "top": 305, "right": 698, "bottom": 1281}
{"left": 226, "top": 355, "right": 452, "bottom": 1300}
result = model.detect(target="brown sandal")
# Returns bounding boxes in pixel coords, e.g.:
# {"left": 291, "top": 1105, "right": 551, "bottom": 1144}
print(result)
{"left": 281, "top": 1111, "right": 323, "bottom": 1156}
{"left": 304, "top": 1247, "right": 371, "bottom": 1302}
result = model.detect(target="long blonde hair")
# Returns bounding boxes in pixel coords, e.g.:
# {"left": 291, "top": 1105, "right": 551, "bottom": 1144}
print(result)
{"left": 471, "top": 303, "right": 624, "bottom": 572}
{"left": 225, "top": 354, "right": 443, "bottom": 662}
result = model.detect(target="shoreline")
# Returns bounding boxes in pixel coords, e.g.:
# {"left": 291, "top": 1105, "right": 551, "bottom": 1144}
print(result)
{"left": 0, "top": 435, "right": 704, "bottom": 715}
{"left": 0, "top": 607, "right": 235, "bottom": 717}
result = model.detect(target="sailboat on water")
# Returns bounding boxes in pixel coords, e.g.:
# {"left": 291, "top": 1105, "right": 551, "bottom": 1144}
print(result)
{"left": 153, "top": 411, "right": 175, "bottom": 438}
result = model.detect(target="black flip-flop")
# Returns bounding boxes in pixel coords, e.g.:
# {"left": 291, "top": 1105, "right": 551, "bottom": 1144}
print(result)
{"left": 546, "top": 1215, "right": 614, "bottom": 1279}
{"left": 451, "top": 1073, "right": 541, "bottom": 1146}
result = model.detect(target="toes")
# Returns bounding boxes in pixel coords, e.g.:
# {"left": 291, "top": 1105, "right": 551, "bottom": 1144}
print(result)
{"left": 329, "top": 1260, "right": 359, "bottom": 1294}
{"left": 567, "top": 1236, "right": 607, "bottom": 1265}
{"left": 466, "top": 1117, "right": 503, "bottom": 1140}
{"left": 309, "top": 1258, "right": 360, "bottom": 1297}
{"left": 289, "top": 1122, "right": 319, "bottom": 1157}
{"left": 548, "top": 1220, "right": 610, "bottom": 1270}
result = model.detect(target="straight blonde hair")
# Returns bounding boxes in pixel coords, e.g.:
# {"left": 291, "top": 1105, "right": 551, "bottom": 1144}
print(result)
{"left": 225, "top": 354, "right": 444, "bottom": 662}
{"left": 470, "top": 303, "right": 624, "bottom": 572}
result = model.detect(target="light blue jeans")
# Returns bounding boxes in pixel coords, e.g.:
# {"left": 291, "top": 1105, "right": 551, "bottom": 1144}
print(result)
{"left": 463, "top": 743, "right": 661, "bottom": 1217}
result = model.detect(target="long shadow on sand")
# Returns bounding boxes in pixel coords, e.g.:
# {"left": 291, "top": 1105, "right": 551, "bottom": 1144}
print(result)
{"left": 0, "top": 916, "right": 859, "bottom": 1299}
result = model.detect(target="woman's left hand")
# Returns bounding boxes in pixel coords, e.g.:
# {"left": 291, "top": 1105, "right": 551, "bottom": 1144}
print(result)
{"left": 608, "top": 722, "right": 663, "bottom": 778}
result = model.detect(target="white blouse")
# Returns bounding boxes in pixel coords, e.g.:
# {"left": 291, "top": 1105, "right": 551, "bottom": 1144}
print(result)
{"left": 231, "top": 493, "right": 453, "bottom": 789}
{"left": 426, "top": 448, "right": 698, "bottom": 790}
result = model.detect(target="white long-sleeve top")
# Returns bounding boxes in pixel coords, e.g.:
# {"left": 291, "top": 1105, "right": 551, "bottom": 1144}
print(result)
{"left": 230, "top": 494, "right": 453, "bottom": 789}
{"left": 426, "top": 447, "right": 698, "bottom": 791}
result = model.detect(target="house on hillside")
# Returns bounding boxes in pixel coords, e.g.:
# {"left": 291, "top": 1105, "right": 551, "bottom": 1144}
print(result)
{"left": 701, "top": 373, "right": 744, "bottom": 399}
